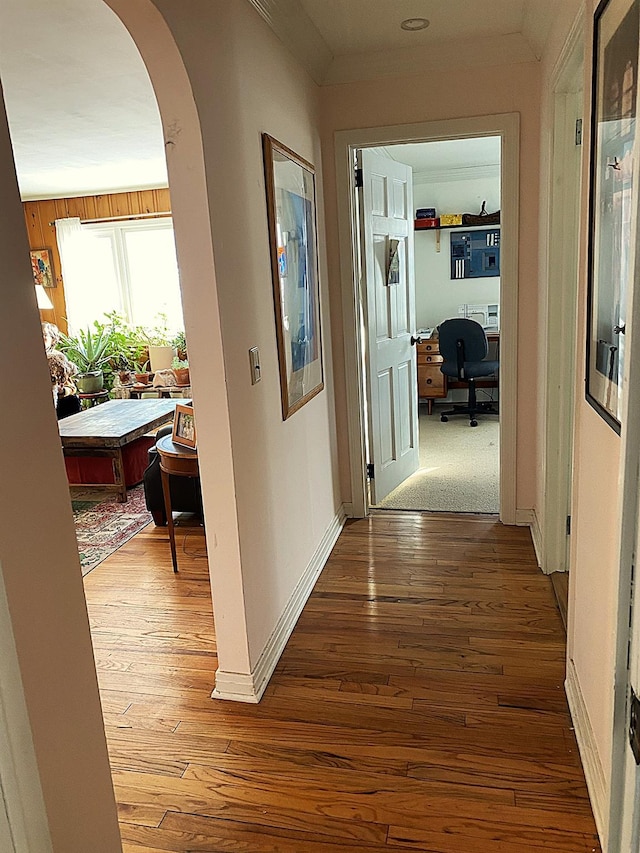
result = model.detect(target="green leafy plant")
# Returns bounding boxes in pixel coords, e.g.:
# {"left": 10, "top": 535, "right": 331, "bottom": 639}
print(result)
{"left": 133, "top": 356, "right": 151, "bottom": 374}
{"left": 172, "top": 357, "right": 189, "bottom": 369}
{"left": 59, "top": 326, "right": 115, "bottom": 374}
{"left": 172, "top": 330, "right": 187, "bottom": 361}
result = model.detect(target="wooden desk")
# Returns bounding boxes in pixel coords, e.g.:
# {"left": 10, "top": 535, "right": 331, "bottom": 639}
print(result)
{"left": 59, "top": 399, "right": 178, "bottom": 501}
{"left": 417, "top": 331, "right": 499, "bottom": 413}
{"left": 416, "top": 337, "right": 446, "bottom": 415}
{"left": 156, "top": 435, "right": 199, "bottom": 573}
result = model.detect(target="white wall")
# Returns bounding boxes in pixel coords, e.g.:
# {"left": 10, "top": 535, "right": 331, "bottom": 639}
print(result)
{"left": 149, "top": 0, "right": 341, "bottom": 672}
{"left": 538, "top": 2, "right": 622, "bottom": 845}
{"left": 412, "top": 175, "right": 501, "bottom": 329}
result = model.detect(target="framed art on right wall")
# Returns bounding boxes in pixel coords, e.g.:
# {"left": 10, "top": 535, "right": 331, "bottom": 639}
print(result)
{"left": 586, "top": 0, "right": 639, "bottom": 433}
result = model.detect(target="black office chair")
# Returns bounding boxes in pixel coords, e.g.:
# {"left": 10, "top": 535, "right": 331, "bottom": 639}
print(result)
{"left": 438, "top": 318, "right": 499, "bottom": 427}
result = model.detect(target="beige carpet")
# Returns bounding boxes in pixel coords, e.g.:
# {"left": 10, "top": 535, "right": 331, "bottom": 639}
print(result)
{"left": 375, "top": 407, "right": 499, "bottom": 513}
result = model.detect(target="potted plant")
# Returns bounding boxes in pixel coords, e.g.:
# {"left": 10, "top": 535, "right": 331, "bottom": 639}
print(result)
{"left": 172, "top": 357, "right": 190, "bottom": 386}
{"left": 58, "top": 326, "right": 115, "bottom": 393}
{"left": 133, "top": 356, "right": 151, "bottom": 385}
{"left": 143, "top": 314, "right": 175, "bottom": 372}
{"left": 172, "top": 330, "right": 187, "bottom": 362}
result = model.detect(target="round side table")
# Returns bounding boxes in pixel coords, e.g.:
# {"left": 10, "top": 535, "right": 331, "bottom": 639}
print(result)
{"left": 156, "top": 434, "right": 199, "bottom": 572}
{"left": 78, "top": 389, "right": 110, "bottom": 408}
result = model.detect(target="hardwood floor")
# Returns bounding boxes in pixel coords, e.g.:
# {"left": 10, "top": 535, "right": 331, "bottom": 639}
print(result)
{"left": 84, "top": 511, "right": 601, "bottom": 852}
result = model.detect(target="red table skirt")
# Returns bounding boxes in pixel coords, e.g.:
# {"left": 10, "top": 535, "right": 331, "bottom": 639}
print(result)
{"left": 64, "top": 436, "right": 156, "bottom": 487}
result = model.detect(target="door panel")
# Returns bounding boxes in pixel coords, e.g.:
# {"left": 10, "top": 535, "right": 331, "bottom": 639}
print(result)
{"left": 376, "top": 368, "right": 395, "bottom": 467}
{"left": 391, "top": 179, "right": 408, "bottom": 218}
{"left": 359, "top": 149, "right": 418, "bottom": 503}
{"left": 396, "top": 240, "right": 410, "bottom": 335}
{"left": 397, "top": 360, "right": 414, "bottom": 455}
{"left": 373, "top": 235, "right": 392, "bottom": 340}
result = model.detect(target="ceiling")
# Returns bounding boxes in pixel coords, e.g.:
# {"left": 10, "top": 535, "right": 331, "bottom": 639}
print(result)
{"left": 0, "top": 0, "right": 556, "bottom": 201}
{"left": 384, "top": 137, "right": 501, "bottom": 179}
{"left": 0, "top": 0, "right": 166, "bottom": 200}
{"left": 253, "top": 0, "right": 560, "bottom": 84}
{"left": 299, "top": 0, "right": 553, "bottom": 58}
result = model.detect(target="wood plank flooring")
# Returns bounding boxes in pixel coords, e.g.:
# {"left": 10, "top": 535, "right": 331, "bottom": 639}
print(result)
{"left": 84, "top": 511, "right": 601, "bottom": 852}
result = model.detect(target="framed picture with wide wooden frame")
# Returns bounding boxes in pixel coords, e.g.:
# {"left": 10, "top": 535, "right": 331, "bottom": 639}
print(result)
{"left": 172, "top": 404, "right": 196, "bottom": 449}
{"left": 586, "top": 0, "right": 640, "bottom": 433}
{"left": 262, "top": 133, "right": 324, "bottom": 420}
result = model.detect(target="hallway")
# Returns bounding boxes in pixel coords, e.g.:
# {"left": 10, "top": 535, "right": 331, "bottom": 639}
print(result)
{"left": 85, "top": 512, "right": 600, "bottom": 852}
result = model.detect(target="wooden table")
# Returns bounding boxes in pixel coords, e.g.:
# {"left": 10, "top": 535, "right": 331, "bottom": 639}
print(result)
{"left": 58, "top": 399, "right": 179, "bottom": 502}
{"left": 156, "top": 434, "right": 199, "bottom": 572}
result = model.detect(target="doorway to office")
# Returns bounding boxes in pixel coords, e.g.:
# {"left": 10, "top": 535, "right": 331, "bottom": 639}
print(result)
{"left": 334, "top": 113, "right": 519, "bottom": 524}
{"left": 359, "top": 137, "right": 502, "bottom": 514}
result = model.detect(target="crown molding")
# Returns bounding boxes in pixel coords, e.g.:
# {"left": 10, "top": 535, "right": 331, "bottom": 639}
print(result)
{"left": 412, "top": 163, "right": 501, "bottom": 185}
{"left": 325, "top": 32, "right": 537, "bottom": 86}
{"left": 247, "top": 0, "right": 332, "bottom": 84}
{"left": 248, "top": 3, "right": 540, "bottom": 87}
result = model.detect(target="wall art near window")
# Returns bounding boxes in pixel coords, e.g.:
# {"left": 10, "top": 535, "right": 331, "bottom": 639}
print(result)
{"left": 263, "top": 133, "right": 324, "bottom": 420}
{"left": 586, "top": 0, "right": 639, "bottom": 432}
{"left": 30, "top": 248, "right": 55, "bottom": 288}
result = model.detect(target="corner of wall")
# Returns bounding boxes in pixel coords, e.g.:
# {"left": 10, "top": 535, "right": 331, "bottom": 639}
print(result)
{"left": 213, "top": 507, "right": 347, "bottom": 702}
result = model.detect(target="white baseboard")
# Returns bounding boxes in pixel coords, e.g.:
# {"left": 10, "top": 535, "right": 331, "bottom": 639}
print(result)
{"left": 212, "top": 507, "right": 347, "bottom": 703}
{"left": 565, "top": 657, "right": 608, "bottom": 848}
{"left": 514, "top": 508, "right": 543, "bottom": 569}
{"left": 515, "top": 508, "right": 533, "bottom": 526}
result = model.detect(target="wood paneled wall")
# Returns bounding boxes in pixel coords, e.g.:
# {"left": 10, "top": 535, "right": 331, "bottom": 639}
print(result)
{"left": 23, "top": 188, "right": 171, "bottom": 333}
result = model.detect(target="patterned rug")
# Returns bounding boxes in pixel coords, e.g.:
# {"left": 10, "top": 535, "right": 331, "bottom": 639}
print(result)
{"left": 72, "top": 484, "right": 152, "bottom": 577}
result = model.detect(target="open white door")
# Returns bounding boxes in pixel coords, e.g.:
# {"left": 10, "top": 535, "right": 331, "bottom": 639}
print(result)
{"left": 358, "top": 149, "right": 419, "bottom": 504}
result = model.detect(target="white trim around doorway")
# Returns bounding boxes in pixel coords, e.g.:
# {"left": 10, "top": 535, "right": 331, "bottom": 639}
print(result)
{"left": 541, "top": 10, "right": 584, "bottom": 575}
{"left": 334, "top": 113, "right": 520, "bottom": 523}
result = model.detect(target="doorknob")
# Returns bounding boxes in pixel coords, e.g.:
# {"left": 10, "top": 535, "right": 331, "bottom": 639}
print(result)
{"left": 410, "top": 336, "right": 423, "bottom": 346}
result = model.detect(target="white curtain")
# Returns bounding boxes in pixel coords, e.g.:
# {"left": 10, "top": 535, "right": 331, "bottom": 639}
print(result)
{"left": 55, "top": 217, "right": 121, "bottom": 333}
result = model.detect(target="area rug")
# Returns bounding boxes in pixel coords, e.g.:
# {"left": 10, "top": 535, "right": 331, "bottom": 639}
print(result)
{"left": 72, "top": 484, "right": 152, "bottom": 577}
{"left": 375, "top": 408, "right": 499, "bottom": 514}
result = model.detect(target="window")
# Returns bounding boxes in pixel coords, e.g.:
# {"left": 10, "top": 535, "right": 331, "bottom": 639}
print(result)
{"left": 61, "top": 217, "right": 184, "bottom": 332}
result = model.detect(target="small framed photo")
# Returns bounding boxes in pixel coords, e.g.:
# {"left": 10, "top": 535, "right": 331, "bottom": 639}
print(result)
{"left": 30, "top": 248, "right": 56, "bottom": 288}
{"left": 172, "top": 404, "right": 197, "bottom": 449}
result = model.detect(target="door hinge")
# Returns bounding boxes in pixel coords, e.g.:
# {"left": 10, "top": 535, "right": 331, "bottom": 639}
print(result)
{"left": 575, "top": 118, "right": 583, "bottom": 146}
{"left": 566, "top": 515, "right": 571, "bottom": 536}
{"left": 630, "top": 688, "right": 640, "bottom": 765}
{"left": 355, "top": 167, "right": 363, "bottom": 188}
{"left": 367, "top": 463, "right": 375, "bottom": 480}
{"left": 626, "top": 554, "right": 635, "bottom": 669}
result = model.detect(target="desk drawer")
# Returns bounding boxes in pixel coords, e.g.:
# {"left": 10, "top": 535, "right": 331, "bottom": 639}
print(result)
{"left": 417, "top": 364, "right": 447, "bottom": 398}
{"left": 417, "top": 340, "right": 440, "bottom": 355}
{"left": 417, "top": 352, "right": 443, "bottom": 365}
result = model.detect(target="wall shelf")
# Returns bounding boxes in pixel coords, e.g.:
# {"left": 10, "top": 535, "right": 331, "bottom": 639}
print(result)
{"left": 414, "top": 219, "right": 500, "bottom": 252}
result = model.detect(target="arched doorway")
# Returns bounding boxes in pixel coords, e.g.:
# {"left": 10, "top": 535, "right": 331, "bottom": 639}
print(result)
{"left": 0, "top": 2, "right": 251, "bottom": 848}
